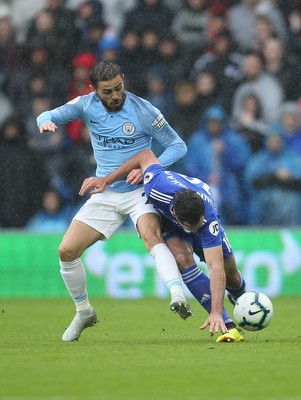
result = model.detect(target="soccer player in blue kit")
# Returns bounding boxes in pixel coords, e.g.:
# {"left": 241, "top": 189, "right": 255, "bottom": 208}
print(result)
{"left": 80, "top": 149, "right": 247, "bottom": 342}
{"left": 37, "top": 61, "right": 193, "bottom": 342}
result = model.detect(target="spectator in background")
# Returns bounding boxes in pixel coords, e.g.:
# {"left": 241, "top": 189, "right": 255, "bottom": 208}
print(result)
{"left": 207, "top": 3, "right": 230, "bottom": 41}
{"left": 74, "top": 0, "right": 105, "bottom": 52}
{"left": 184, "top": 105, "right": 250, "bottom": 225}
{"left": 25, "top": 95, "right": 68, "bottom": 195}
{"left": 263, "top": 37, "right": 301, "bottom": 102}
{"left": 66, "top": 51, "right": 96, "bottom": 144}
{"left": 75, "top": 21, "right": 105, "bottom": 53}
{"left": 228, "top": 0, "right": 288, "bottom": 53}
{"left": 119, "top": 28, "right": 145, "bottom": 95}
{"left": 0, "top": 10, "right": 22, "bottom": 86}
{"left": 251, "top": 14, "right": 277, "bottom": 53}
{"left": 25, "top": 9, "right": 64, "bottom": 63}
{"left": 270, "top": 102, "right": 301, "bottom": 156}
{"left": 61, "top": 124, "right": 96, "bottom": 208}
{"left": 0, "top": 84, "right": 13, "bottom": 128}
{"left": 42, "top": 0, "right": 79, "bottom": 62}
{"left": 8, "top": 0, "right": 47, "bottom": 44}
{"left": 288, "top": 7, "right": 301, "bottom": 62}
{"left": 18, "top": 72, "right": 65, "bottom": 118}
{"left": 193, "top": 70, "right": 222, "bottom": 117}
{"left": 163, "top": 0, "right": 183, "bottom": 11}
{"left": 122, "top": 0, "right": 174, "bottom": 38}
{"left": 190, "top": 29, "right": 243, "bottom": 114}
{"left": 97, "top": 35, "right": 121, "bottom": 62}
{"left": 153, "top": 34, "right": 185, "bottom": 92}
{"left": 171, "top": 0, "right": 209, "bottom": 67}
{"left": 232, "top": 51, "right": 283, "bottom": 124}
{"left": 169, "top": 80, "right": 201, "bottom": 143}
{"left": 4, "top": 39, "right": 69, "bottom": 118}
{"left": 231, "top": 92, "right": 267, "bottom": 153}
{"left": 244, "top": 131, "right": 301, "bottom": 225}
{"left": 100, "top": 0, "right": 136, "bottom": 36}
{"left": 146, "top": 67, "right": 175, "bottom": 164}
{"left": 145, "top": 67, "right": 173, "bottom": 120}
{"left": 0, "top": 117, "right": 48, "bottom": 228}
{"left": 26, "top": 187, "right": 72, "bottom": 233}
{"left": 138, "top": 27, "right": 161, "bottom": 94}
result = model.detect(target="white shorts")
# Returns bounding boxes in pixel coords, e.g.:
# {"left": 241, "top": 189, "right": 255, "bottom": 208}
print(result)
{"left": 73, "top": 187, "right": 158, "bottom": 239}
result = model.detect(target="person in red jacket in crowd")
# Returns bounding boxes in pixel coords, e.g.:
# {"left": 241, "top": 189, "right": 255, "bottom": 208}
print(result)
{"left": 66, "top": 52, "right": 96, "bottom": 144}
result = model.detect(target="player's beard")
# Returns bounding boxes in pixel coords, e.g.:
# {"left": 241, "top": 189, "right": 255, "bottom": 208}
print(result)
{"left": 102, "top": 94, "right": 125, "bottom": 112}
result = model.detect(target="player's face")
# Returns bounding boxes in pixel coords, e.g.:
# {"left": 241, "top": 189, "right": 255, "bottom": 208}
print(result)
{"left": 92, "top": 74, "right": 125, "bottom": 111}
{"left": 176, "top": 216, "right": 205, "bottom": 233}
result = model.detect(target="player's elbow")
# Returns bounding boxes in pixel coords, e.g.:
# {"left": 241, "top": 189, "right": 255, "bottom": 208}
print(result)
{"left": 175, "top": 141, "right": 187, "bottom": 157}
{"left": 181, "top": 142, "right": 187, "bottom": 156}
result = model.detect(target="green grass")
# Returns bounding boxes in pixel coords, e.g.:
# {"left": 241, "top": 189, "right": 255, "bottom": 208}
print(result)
{"left": 0, "top": 297, "right": 300, "bottom": 400}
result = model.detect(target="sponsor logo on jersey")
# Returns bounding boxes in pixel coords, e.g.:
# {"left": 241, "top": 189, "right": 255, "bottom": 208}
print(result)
{"left": 151, "top": 113, "right": 167, "bottom": 131}
{"left": 144, "top": 172, "right": 154, "bottom": 184}
{"left": 91, "top": 132, "right": 135, "bottom": 148}
{"left": 209, "top": 221, "right": 219, "bottom": 236}
{"left": 122, "top": 122, "right": 135, "bottom": 135}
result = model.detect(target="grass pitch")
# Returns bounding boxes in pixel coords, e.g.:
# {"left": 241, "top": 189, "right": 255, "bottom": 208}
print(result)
{"left": 0, "top": 297, "right": 300, "bottom": 400}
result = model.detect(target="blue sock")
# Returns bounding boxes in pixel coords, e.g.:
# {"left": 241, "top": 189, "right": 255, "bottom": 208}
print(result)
{"left": 182, "top": 265, "right": 232, "bottom": 324}
{"left": 226, "top": 270, "right": 246, "bottom": 300}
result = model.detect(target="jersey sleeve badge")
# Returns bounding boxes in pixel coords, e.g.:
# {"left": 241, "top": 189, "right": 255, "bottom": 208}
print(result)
{"left": 144, "top": 172, "right": 154, "bottom": 184}
{"left": 209, "top": 221, "right": 220, "bottom": 236}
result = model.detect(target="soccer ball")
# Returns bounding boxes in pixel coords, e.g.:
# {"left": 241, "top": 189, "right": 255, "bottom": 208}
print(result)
{"left": 233, "top": 291, "right": 273, "bottom": 331}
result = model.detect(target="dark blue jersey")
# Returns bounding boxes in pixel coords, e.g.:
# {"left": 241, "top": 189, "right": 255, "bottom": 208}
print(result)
{"left": 143, "top": 163, "right": 232, "bottom": 255}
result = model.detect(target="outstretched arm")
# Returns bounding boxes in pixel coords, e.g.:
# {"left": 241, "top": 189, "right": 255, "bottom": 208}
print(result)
{"left": 200, "top": 246, "right": 228, "bottom": 334}
{"left": 79, "top": 150, "right": 160, "bottom": 196}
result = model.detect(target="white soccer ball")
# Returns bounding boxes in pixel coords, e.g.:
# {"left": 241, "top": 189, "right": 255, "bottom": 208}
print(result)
{"left": 233, "top": 291, "right": 273, "bottom": 331}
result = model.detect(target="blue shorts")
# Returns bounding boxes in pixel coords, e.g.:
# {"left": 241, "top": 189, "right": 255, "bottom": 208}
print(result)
{"left": 161, "top": 218, "right": 233, "bottom": 262}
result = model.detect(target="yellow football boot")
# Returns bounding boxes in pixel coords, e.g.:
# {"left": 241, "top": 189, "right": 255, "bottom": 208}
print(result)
{"left": 216, "top": 328, "right": 244, "bottom": 343}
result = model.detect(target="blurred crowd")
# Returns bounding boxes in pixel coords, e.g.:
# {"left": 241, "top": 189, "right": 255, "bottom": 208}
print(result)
{"left": 1, "top": 0, "right": 301, "bottom": 231}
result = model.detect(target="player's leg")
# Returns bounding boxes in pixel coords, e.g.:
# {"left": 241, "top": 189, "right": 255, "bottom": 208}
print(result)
{"left": 59, "top": 219, "right": 103, "bottom": 309}
{"left": 59, "top": 191, "right": 127, "bottom": 341}
{"left": 224, "top": 255, "right": 246, "bottom": 304}
{"left": 58, "top": 220, "right": 104, "bottom": 342}
{"left": 166, "top": 235, "right": 243, "bottom": 342}
{"left": 137, "top": 213, "right": 193, "bottom": 319}
{"left": 221, "top": 233, "right": 246, "bottom": 304}
{"left": 166, "top": 236, "right": 233, "bottom": 323}
{"left": 127, "top": 189, "right": 192, "bottom": 319}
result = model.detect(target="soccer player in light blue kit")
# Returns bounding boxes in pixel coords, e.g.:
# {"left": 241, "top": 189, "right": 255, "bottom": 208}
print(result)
{"left": 80, "top": 149, "right": 247, "bottom": 342}
{"left": 37, "top": 61, "right": 193, "bottom": 342}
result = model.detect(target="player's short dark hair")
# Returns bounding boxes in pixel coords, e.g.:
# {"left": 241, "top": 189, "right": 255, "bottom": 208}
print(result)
{"left": 173, "top": 189, "right": 205, "bottom": 225}
{"left": 90, "top": 61, "right": 122, "bottom": 87}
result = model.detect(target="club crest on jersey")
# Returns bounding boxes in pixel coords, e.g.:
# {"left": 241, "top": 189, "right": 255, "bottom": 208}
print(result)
{"left": 122, "top": 122, "right": 135, "bottom": 135}
{"left": 209, "top": 221, "right": 219, "bottom": 236}
{"left": 144, "top": 172, "right": 154, "bottom": 184}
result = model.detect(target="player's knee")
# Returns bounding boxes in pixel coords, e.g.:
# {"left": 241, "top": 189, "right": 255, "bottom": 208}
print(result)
{"left": 58, "top": 242, "right": 79, "bottom": 262}
{"left": 173, "top": 251, "right": 194, "bottom": 271}
{"left": 141, "top": 230, "right": 163, "bottom": 251}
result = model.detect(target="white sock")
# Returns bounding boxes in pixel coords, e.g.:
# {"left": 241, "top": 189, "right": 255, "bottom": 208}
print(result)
{"left": 59, "top": 258, "right": 91, "bottom": 312}
{"left": 149, "top": 243, "right": 185, "bottom": 298}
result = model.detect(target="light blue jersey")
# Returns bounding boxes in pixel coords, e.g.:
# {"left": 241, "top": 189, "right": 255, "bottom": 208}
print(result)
{"left": 37, "top": 91, "right": 186, "bottom": 192}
